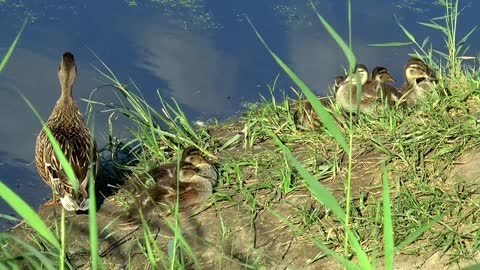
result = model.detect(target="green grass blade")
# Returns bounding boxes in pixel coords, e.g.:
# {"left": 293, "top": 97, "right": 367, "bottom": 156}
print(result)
{"left": 60, "top": 208, "right": 65, "bottom": 270}
{"left": 270, "top": 132, "right": 372, "bottom": 269}
{"left": 461, "top": 264, "right": 480, "bottom": 270}
{"left": 421, "top": 37, "right": 431, "bottom": 49}
{"left": 369, "top": 42, "right": 414, "bottom": 47}
{"left": 0, "top": 16, "right": 28, "bottom": 74}
{"left": 418, "top": 22, "right": 448, "bottom": 35}
{"left": 396, "top": 20, "right": 417, "bottom": 44}
{"left": 310, "top": 2, "right": 356, "bottom": 71}
{"left": 0, "top": 214, "right": 20, "bottom": 223}
{"left": 246, "top": 16, "right": 349, "bottom": 153}
{"left": 457, "top": 26, "right": 477, "bottom": 48}
{"left": 395, "top": 214, "right": 444, "bottom": 251}
{"left": 139, "top": 212, "right": 160, "bottom": 270}
{"left": 88, "top": 133, "right": 103, "bottom": 270}
{"left": 382, "top": 166, "right": 394, "bottom": 270}
{"left": 0, "top": 234, "right": 56, "bottom": 270}
{"left": 20, "top": 94, "right": 79, "bottom": 192}
{"left": 0, "top": 182, "right": 60, "bottom": 250}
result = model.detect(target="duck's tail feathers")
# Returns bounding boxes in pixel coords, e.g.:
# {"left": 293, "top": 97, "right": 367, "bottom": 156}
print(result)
{"left": 60, "top": 195, "right": 89, "bottom": 211}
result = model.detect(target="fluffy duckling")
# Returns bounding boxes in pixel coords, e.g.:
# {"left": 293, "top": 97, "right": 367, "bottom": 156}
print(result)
{"left": 335, "top": 64, "right": 370, "bottom": 113}
{"left": 333, "top": 75, "right": 346, "bottom": 92}
{"left": 292, "top": 96, "right": 334, "bottom": 129}
{"left": 35, "top": 52, "right": 98, "bottom": 211}
{"left": 133, "top": 147, "right": 217, "bottom": 218}
{"left": 336, "top": 65, "right": 401, "bottom": 113}
{"left": 399, "top": 57, "right": 437, "bottom": 106}
{"left": 369, "top": 66, "right": 402, "bottom": 105}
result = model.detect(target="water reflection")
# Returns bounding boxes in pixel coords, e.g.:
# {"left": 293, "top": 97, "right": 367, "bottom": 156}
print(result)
{"left": 134, "top": 23, "right": 237, "bottom": 115}
{"left": 0, "top": 0, "right": 478, "bottom": 230}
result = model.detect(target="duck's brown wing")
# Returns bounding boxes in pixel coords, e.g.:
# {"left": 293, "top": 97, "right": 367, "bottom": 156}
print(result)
{"left": 398, "top": 82, "right": 411, "bottom": 94}
{"left": 175, "top": 183, "right": 213, "bottom": 210}
{"left": 377, "top": 84, "right": 402, "bottom": 105}
{"left": 291, "top": 97, "right": 334, "bottom": 129}
{"left": 149, "top": 163, "right": 177, "bottom": 181}
{"left": 35, "top": 126, "right": 96, "bottom": 198}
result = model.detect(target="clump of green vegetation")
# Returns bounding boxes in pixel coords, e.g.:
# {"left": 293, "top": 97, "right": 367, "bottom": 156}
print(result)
{"left": 1, "top": 0, "right": 479, "bottom": 269}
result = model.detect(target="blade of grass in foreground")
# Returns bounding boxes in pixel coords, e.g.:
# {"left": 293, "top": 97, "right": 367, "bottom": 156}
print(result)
{"left": 60, "top": 208, "right": 66, "bottom": 270}
{"left": 89, "top": 172, "right": 102, "bottom": 270}
{"left": 267, "top": 209, "right": 361, "bottom": 270}
{"left": 395, "top": 214, "right": 444, "bottom": 251}
{"left": 0, "top": 233, "right": 56, "bottom": 270}
{"left": 245, "top": 16, "right": 349, "bottom": 153}
{"left": 311, "top": 0, "right": 358, "bottom": 260}
{"left": 269, "top": 132, "right": 372, "bottom": 270}
{"left": 0, "top": 182, "right": 60, "bottom": 250}
{"left": 21, "top": 94, "right": 79, "bottom": 192}
{"left": 310, "top": 1, "right": 356, "bottom": 73}
{"left": 369, "top": 42, "right": 414, "bottom": 47}
{"left": 88, "top": 123, "right": 103, "bottom": 270}
{"left": 382, "top": 166, "right": 394, "bottom": 270}
{"left": 0, "top": 16, "right": 28, "bottom": 74}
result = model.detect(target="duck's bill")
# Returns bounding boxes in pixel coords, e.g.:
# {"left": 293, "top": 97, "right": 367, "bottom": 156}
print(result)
{"left": 384, "top": 75, "right": 396, "bottom": 83}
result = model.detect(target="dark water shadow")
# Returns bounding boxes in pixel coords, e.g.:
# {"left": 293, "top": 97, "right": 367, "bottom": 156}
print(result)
{"left": 0, "top": 151, "right": 49, "bottom": 231}
{"left": 94, "top": 139, "right": 139, "bottom": 209}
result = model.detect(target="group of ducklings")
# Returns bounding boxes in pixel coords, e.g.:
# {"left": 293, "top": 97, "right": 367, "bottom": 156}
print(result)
{"left": 34, "top": 53, "right": 438, "bottom": 214}
{"left": 334, "top": 57, "right": 437, "bottom": 113}
{"left": 35, "top": 52, "right": 217, "bottom": 214}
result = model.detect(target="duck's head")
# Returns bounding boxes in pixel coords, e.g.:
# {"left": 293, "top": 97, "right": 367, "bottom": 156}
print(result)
{"left": 344, "top": 64, "right": 368, "bottom": 85}
{"left": 353, "top": 64, "right": 369, "bottom": 85}
{"left": 404, "top": 57, "right": 436, "bottom": 84}
{"left": 58, "top": 52, "right": 77, "bottom": 91}
{"left": 372, "top": 66, "right": 396, "bottom": 83}
{"left": 333, "top": 76, "right": 345, "bottom": 91}
{"left": 181, "top": 147, "right": 209, "bottom": 167}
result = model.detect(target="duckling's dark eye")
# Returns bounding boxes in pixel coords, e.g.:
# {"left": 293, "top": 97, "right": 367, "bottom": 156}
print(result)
{"left": 58, "top": 65, "right": 61, "bottom": 71}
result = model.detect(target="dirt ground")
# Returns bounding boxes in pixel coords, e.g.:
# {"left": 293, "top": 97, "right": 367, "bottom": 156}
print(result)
{"left": 8, "top": 122, "right": 480, "bottom": 269}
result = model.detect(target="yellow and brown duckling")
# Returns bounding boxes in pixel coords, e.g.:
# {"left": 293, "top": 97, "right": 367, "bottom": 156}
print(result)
{"left": 335, "top": 64, "right": 369, "bottom": 113}
{"left": 292, "top": 96, "right": 334, "bottom": 130}
{"left": 336, "top": 64, "right": 401, "bottom": 113}
{"left": 399, "top": 57, "right": 437, "bottom": 106}
{"left": 133, "top": 147, "right": 217, "bottom": 217}
{"left": 369, "top": 66, "right": 402, "bottom": 105}
{"left": 333, "top": 75, "right": 346, "bottom": 93}
{"left": 35, "top": 52, "right": 98, "bottom": 211}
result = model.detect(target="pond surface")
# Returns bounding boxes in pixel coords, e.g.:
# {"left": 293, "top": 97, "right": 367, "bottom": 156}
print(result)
{"left": 0, "top": 0, "right": 478, "bottom": 230}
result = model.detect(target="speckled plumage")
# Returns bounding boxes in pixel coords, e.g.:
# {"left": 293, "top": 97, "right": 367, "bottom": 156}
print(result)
{"left": 133, "top": 147, "right": 217, "bottom": 217}
{"left": 399, "top": 57, "right": 437, "bottom": 106}
{"left": 35, "top": 52, "right": 98, "bottom": 211}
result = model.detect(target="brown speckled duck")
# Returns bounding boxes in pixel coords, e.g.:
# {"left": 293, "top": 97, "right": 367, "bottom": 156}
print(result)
{"left": 133, "top": 147, "right": 217, "bottom": 217}
{"left": 399, "top": 57, "right": 437, "bottom": 106}
{"left": 35, "top": 52, "right": 98, "bottom": 211}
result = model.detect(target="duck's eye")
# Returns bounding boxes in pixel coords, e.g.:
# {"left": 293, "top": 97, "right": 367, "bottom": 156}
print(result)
{"left": 58, "top": 65, "right": 61, "bottom": 71}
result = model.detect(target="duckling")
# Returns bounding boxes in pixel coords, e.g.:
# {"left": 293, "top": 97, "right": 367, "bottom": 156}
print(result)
{"left": 333, "top": 75, "right": 346, "bottom": 92}
{"left": 336, "top": 65, "right": 401, "bottom": 113}
{"left": 369, "top": 66, "right": 402, "bottom": 105}
{"left": 399, "top": 57, "right": 437, "bottom": 106}
{"left": 133, "top": 147, "right": 217, "bottom": 218}
{"left": 292, "top": 96, "right": 334, "bottom": 129}
{"left": 35, "top": 52, "right": 98, "bottom": 211}
{"left": 335, "top": 64, "right": 370, "bottom": 113}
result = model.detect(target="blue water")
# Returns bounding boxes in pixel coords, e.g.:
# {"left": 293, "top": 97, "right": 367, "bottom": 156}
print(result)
{"left": 0, "top": 0, "right": 477, "bottom": 229}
